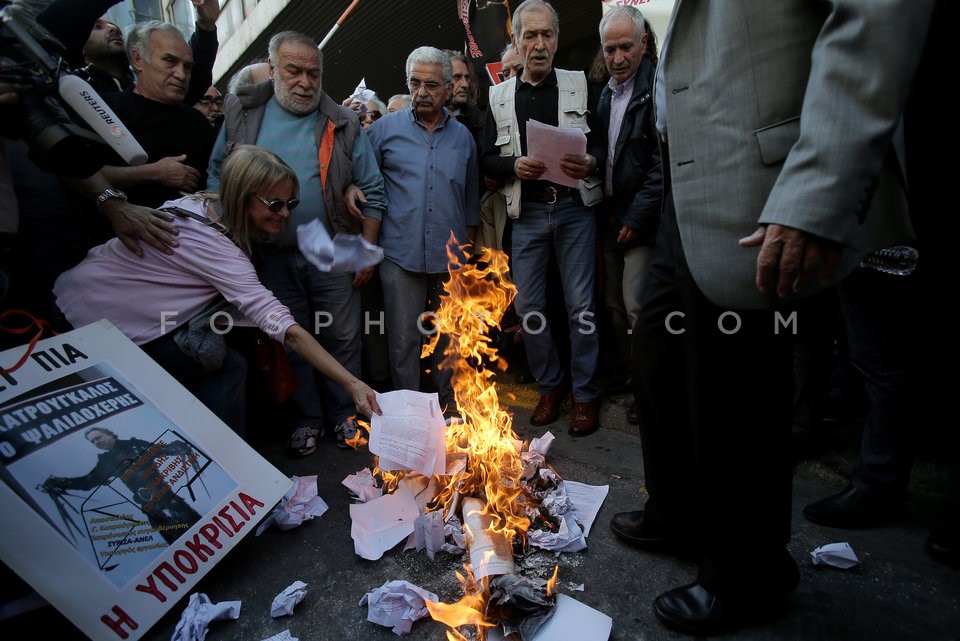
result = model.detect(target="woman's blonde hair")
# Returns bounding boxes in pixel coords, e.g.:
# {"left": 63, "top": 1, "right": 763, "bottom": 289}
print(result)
{"left": 219, "top": 145, "right": 299, "bottom": 253}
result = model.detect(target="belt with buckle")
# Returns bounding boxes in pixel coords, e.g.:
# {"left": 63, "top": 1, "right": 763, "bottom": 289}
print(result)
{"left": 522, "top": 185, "right": 575, "bottom": 204}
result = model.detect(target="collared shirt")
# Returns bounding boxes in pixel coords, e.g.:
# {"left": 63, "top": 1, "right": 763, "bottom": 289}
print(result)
{"left": 605, "top": 72, "right": 637, "bottom": 197}
{"left": 367, "top": 108, "right": 480, "bottom": 274}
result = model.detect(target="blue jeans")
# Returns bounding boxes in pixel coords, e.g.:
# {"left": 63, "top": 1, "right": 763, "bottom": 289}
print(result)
{"left": 379, "top": 259, "right": 454, "bottom": 409}
{"left": 510, "top": 196, "right": 600, "bottom": 401}
{"left": 257, "top": 246, "right": 361, "bottom": 427}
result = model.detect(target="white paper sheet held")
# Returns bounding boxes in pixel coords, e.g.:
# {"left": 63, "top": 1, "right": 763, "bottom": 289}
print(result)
{"left": 369, "top": 390, "right": 447, "bottom": 476}
{"left": 297, "top": 219, "right": 384, "bottom": 273}
{"left": 525, "top": 119, "right": 587, "bottom": 188}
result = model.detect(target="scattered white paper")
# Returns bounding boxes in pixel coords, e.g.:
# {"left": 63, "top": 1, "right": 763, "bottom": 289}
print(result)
{"left": 261, "top": 631, "right": 298, "bottom": 641}
{"left": 349, "top": 481, "right": 420, "bottom": 560}
{"left": 270, "top": 581, "right": 308, "bottom": 618}
{"left": 563, "top": 481, "right": 609, "bottom": 538}
{"left": 297, "top": 219, "right": 384, "bottom": 273}
{"left": 532, "top": 594, "right": 611, "bottom": 641}
{"left": 525, "top": 119, "right": 587, "bottom": 188}
{"left": 343, "top": 468, "right": 383, "bottom": 503}
{"left": 414, "top": 511, "right": 446, "bottom": 560}
{"left": 359, "top": 580, "right": 439, "bottom": 636}
{"left": 528, "top": 511, "right": 587, "bottom": 553}
{"left": 811, "top": 542, "right": 860, "bottom": 569}
{"left": 370, "top": 390, "right": 447, "bottom": 476}
{"left": 256, "top": 476, "right": 328, "bottom": 536}
{"left": 529, "top": 431, "right": 556, "bottom": 456}
{"left": 171, "top": 593, "right": 241, "bottom": 641}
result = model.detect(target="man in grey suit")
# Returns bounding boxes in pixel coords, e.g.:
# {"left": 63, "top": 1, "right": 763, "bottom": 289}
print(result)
{"left": 607, "top": 1, "right": 935, "bottom": 634}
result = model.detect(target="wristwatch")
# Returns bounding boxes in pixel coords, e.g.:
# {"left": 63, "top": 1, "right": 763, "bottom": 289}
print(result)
{"left": 95, "top": 187, "right": 128, "bottom": 211}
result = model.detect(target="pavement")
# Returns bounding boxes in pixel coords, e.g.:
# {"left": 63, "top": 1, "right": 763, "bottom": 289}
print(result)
{"left": 3, "top": 378, "right": 959, "bottom": 641}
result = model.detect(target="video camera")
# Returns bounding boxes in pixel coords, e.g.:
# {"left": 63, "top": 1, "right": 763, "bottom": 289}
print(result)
{"left": 0, "top": 0, "right": 146, "bottom": 177}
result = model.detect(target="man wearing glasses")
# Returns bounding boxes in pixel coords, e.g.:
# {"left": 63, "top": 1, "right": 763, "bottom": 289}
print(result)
{"left": 194, "top": 86, "right": 224, "bottom": 130}
{"left": 366, "top": 46, "right": 480, "bottom": 417}
{"left": 208, "top": 31, "right": 385, "bottom": 454}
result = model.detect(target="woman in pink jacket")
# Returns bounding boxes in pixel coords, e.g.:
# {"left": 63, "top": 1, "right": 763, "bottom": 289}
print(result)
{"left": 54, "top": 146, "right": 380, "bottom": 438}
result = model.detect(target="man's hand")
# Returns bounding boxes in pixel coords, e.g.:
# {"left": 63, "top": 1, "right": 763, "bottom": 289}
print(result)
{"left": 0, "top": 82, "right": 21, "bottom": 105}
{"left": 154, "top": 155, "right": 201, "bottom": 192}
{"left": 514, "top": 156, "right": 547, "bottom": 180}
{"left": 352, "top": 266, "right": 374, "bottom": 288}
{"left": 344, "top": 183, "right": 367, "bottom": 220}
{"left": 101, "top": 200, "right": 180, "bottom": 257}
{"left": 739, "top": 224, "right": 842, "bottom": 298}
{"left": 193, "top": 0, "right": 219, "bottom": 30}
{"left": 617, "top": 225, "right": 637, "bottom": 244}
{"left": 559, "top": 153, "right": 596, "bottom": 180}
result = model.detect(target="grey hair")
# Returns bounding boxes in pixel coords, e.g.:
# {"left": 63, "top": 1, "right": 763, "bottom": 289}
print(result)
{"left": 267, "top": 31, "right": 322, "bottom": 69}
{"left": 511, "top": 0, "right": 559, "bottom": 42}
{"left": 227, "top": 67, "right": 252, "bottom": 94}
{"left": 125, "top": 20, "right": 185, "bottom": 71}
{"left": 599, "top": 5, "right": 646, "bottom": 42}
{"left": 389, "top": 93, "right": 411, "bottom": 106}
{"left": 405, "top": 46, "right": 453, "bottom": 84}
{"left": 500, "top": 42, "right": 518, "bottom": 60}
{"left": 368, "top": 95, "right": 387, "bottom": 113}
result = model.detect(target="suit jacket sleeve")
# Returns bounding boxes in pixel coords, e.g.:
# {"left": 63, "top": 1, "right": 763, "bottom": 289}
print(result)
{"left": 758, "top": 0, "right": 935, "bottom": 246}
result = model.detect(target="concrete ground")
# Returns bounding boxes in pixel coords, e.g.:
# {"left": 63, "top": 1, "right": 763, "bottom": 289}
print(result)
{"left": 3, "top": 380, "right": 959, "bottom": 641}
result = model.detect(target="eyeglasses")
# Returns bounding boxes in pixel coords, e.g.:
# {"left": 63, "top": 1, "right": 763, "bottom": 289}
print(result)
{"left": 408, "top": 78, "right": 444, "bottom": 92}
{"left": 255, "top": 194, "right": 300, "bottom": 212}
{"left": 365, "top": 110, "right": 382, "bottom": 121}
{"left": 198, "top": 95, "right": 224, "bottom": 106}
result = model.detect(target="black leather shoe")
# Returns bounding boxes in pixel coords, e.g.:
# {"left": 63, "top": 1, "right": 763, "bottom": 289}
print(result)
{"left": 803, "top": 485, "right": 905, "bottom": 529}
{"left": 610, "top": 510, "right": 670, "bottom": 548}
{"left": 653, "top": 582, "right": 789, "bottom": 636}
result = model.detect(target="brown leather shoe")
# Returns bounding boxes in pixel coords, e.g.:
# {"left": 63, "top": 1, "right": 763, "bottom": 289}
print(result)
{"left": 530, "top": 383, "right": 569, "bottom": 426}
{"left": 568, "top": 399, "right": 599, "bottom": 436}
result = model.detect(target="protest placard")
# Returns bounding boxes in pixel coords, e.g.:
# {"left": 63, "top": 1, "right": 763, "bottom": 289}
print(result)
{"left": 0, "top": 320, "right": 292, "bottom": 641}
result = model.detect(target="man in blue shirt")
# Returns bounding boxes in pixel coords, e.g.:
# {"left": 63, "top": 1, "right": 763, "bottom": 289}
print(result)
{"left": 208, "top": 31, "right": 386, "bottom": 454}
{"left": 366, "top": 46, "right": 480, "bottom": 414}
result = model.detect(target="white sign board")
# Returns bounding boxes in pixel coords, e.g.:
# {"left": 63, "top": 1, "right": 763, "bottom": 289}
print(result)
{"left": 601, "top": 0, "right": 677, "bottom": 41}
{"left": 0, "top": 321, "right": 292, "bottom": 641}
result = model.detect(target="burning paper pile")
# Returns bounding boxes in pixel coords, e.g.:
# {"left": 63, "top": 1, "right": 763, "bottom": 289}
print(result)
{"left": 346, "top": 244, "right": 609, "bottom": 640}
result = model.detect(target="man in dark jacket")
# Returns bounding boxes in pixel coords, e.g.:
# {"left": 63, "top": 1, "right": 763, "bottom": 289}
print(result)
{"left": 589, "top": 5, "right": 662, "bottom": 422}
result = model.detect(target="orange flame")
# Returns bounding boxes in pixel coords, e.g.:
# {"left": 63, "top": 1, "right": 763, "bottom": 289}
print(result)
{"left": 546, "top": 565, "right": 560, "bottom": 596}
{"left": 425, "top": 567, "right": 495, "bottom": 639}
{"left": 424, "top": 241, "right": 530, "bottom": 538}
{"left": 343, "top": 417, "right": 369, "bottom": 449}
{"left": 421, "top": 240, "right": 533, "bottom": 638}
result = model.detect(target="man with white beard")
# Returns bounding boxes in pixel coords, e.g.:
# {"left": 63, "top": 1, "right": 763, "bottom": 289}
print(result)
{"left": 208, "top": 31, "right": 385, "bottom": 456}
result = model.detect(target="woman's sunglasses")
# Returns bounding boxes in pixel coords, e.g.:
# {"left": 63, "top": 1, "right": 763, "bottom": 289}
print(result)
{"left": 255, "top": 194, "right": 300, "bottom": 212}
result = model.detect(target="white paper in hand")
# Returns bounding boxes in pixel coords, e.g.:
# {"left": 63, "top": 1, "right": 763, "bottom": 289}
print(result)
{"left": 297, "top": 219, "right": 383, "bottom": 273}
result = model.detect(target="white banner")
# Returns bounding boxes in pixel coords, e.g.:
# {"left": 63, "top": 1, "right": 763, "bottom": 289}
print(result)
{"left": 601, "top": 0, "right": 677, "bottom": 41}
{"left": 0, "top": 321, "right": 292, "bottom": 641}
